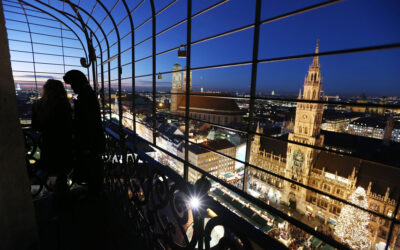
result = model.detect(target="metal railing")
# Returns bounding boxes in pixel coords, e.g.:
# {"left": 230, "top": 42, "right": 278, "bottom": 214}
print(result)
{"left": 103, "top": 121, "right": 287, "bottom": 249}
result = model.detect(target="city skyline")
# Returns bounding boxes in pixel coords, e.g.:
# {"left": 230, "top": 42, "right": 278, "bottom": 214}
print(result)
{"left": 6, "top": 0, "right": 400, "bottom": 96}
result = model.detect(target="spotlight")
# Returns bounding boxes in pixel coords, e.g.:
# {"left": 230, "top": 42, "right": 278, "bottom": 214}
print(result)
{"left": 189, "top": 175, "right": 211, "bottom": 212}
{"left": 189, "top": 196, "right": 201, "bottom": 210}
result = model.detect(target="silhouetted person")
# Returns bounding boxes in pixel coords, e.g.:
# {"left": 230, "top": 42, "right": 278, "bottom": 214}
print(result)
{"left": 63, "top": 70, "right": 105, "bottom": 198}
{"left": 32, "top": 79, "right": 73, "bottom": 211}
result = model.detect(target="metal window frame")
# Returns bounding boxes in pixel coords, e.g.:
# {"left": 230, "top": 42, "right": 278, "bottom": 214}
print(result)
{"left": 5, "top": 0, "right": 400, "bottom": 249}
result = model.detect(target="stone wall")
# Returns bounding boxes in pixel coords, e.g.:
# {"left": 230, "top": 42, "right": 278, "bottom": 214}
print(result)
{"left": 0, "top": 3, "right": 39, "bottom": 249}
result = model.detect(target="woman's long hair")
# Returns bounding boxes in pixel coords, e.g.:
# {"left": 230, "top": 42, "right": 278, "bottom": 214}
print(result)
{"left": 42, "top": 79, "right": 69, "bottom": 104}
{"left": 39, "top": 79, "right": 71, "bottom": 125}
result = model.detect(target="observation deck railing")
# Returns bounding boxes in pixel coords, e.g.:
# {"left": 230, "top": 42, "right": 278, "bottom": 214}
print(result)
{"left": 102, "top": 121, "right": 288, "bottom": 249}
{"left": 23, "top": 123, "right": 286, "bottom": 249}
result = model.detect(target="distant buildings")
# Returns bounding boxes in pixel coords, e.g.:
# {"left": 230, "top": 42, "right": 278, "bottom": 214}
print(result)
{"left": 346, "top": 116, "right": 400, "bottom": 142}
{"left": 346, "top": 96, "right": 400, "bottom": 115}
{"left": 321, "top": 110, "right": 361, "bottom": 133}
{"left": 320, "top": 111, "right": 400, "bottom": 143}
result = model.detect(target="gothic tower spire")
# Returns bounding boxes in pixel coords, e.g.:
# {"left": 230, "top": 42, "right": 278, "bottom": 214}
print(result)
{"left": 303, "top": 39, "right": 322, "bottom": 100}
{"left": 311, "top": 39, "right": 320, "bottom": 67}
{"left": 293, "top": 40, "right": 324, "bottom": 139}
{"left": 283, "top": 41, "right": 326, "bottom": 210}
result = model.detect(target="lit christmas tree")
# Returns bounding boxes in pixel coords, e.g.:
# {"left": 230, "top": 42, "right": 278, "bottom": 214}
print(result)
{"left": 334, "top": 187, "right": 370, "bottom": 249}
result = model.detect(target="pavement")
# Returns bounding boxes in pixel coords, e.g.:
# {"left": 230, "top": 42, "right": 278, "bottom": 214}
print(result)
{"left": 245, "top": 187, "right": 332, "bottom": 234}
{"left": 267, "top": 195, "right": 332, "bottom": 234}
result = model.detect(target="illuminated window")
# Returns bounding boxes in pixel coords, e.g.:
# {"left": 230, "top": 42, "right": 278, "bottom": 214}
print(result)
{"left": 323, "top": 184, "right": 331, "bottom": 192}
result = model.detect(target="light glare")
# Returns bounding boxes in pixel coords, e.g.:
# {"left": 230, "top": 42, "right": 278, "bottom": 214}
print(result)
{"left": 190, "top": 197, "right": 200, "bottom": 209}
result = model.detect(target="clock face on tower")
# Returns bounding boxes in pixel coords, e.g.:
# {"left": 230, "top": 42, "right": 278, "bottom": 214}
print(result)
{"left": 292, "top": 150, "right": 305, "bottom": 172}
{"left": 302, "top": 114, "right": 308, "bottom": 120}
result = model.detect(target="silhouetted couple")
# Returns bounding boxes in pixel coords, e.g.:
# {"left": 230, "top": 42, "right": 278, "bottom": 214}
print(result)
{"left": 32, "top": 70, "right": 105, "bottom": 213}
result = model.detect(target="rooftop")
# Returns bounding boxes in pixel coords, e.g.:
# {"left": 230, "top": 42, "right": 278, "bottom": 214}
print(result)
{"left": 177, "top": 93, "right": 241, "bottom": 114}
{"left": 350, "top": 116, "right": 400, "bottom": 129}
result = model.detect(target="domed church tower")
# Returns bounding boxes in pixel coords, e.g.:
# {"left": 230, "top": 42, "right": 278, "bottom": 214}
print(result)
{"left": 171, "top": 63, "right": 182, "bottom": 113}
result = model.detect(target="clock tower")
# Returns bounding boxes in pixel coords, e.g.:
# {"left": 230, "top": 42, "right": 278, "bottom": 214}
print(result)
{"left": 284, "top": 40, "right": 325, "bottom": 210}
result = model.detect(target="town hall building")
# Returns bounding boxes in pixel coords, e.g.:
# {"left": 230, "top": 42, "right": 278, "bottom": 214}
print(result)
{"left": 249, "top": 41, "right": 400, "bottom": 249}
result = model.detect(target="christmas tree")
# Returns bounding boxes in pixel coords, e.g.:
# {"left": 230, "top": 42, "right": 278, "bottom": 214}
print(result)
{"left": 334, "top": 187, "right": 370, "bottom": 249}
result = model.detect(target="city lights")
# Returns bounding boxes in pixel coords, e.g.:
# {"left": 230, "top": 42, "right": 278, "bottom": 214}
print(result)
{"left": 335, "top": 187, "right": 370, "bottom": 250}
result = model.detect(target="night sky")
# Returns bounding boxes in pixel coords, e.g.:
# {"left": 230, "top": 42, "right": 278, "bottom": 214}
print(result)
{"left": 5, "top": 0, "right": 400, "bottom": 96}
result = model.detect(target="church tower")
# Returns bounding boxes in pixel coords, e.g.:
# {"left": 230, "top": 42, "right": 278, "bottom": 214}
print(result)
{"left": 171, "top": 63, "right": 182, "bottom": 113}
{"left": 171, "top": 64, "right": 193, "bottom": 114}
{"left": 292, "top": 40, "right": 324, "bottom": 142}
{"left": 284, "top": 40, "right": 325, "bottom": 211}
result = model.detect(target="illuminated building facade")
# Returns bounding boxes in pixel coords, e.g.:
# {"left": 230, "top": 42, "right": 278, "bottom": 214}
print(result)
{"left": 249, "top": 41, "right": 400, "bottom": 248}
{"left": 178, "top": 139, "right": 236, "bottom": 182}
{"left": 346, "top": 116, "right": 400, "bottom": 142}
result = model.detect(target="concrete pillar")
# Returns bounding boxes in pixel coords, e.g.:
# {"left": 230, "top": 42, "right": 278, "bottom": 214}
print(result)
{"left": 0, "top": 3, "right": 39, "bottom": 249}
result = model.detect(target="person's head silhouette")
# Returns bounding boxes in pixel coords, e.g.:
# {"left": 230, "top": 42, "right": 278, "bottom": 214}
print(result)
{"left": 63, "top": 70, "right": 89, "bottom": 94}
{"left": 42, "top": 79, "right": 68, "bottom": 101}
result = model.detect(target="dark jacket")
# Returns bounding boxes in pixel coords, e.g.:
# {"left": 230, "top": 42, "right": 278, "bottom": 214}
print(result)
{"left": 32, "top": 99, "right": 73, "bottom": 173}
{"left": 73, "top": 84, "right": 105, "bottom": 154}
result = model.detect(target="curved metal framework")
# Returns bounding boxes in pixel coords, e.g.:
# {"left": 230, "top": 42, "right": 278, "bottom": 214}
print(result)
{"left": 3, "top": 0, "right": 400, "bottom": 249}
